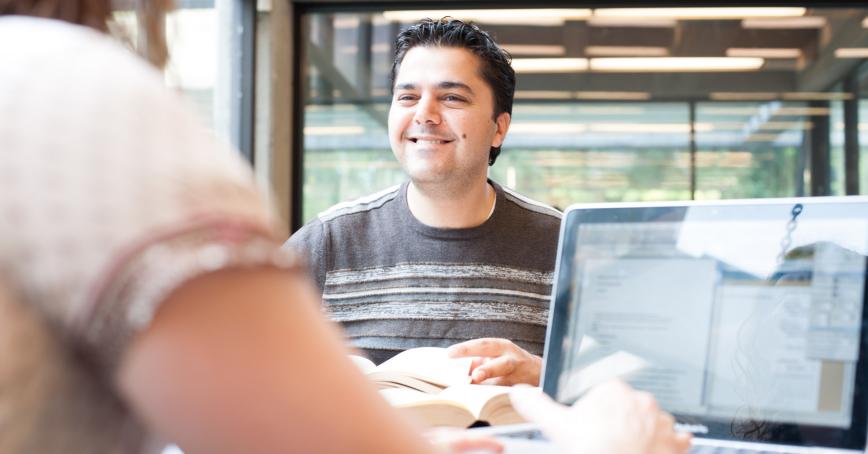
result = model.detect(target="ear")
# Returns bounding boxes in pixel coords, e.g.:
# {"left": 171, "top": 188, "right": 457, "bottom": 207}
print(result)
{"left": 491, "top": 112, "right": 511, "bottom": 148}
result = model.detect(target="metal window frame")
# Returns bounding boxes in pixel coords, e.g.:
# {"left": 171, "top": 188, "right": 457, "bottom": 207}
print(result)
{"left": 230, "top": 0, "right": 258, "bottom": 163}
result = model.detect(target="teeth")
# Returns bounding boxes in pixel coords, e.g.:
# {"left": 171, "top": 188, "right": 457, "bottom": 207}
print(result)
{"left": 414, "top": 139, "right": 447, "bottom": 144}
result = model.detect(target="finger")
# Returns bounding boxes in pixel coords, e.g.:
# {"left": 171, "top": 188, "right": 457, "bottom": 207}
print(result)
{"left": 658, "top": 411, "right": 675, "bottom": 431}
{"left": 632, "top": 389, "right": 660, "bottom": 417}
{"left": 447, "top": 434, "right": 504, "bottom": 453}
{"left": 673, "top": 431, "right": 693, "bottom": 454}
{"left": 468, "top": 356, "right": 488, "bottom": 373}
{"left": 447, "top": 338, "right": 510, "bottom": 358}
{"left": 471, "top": 355, "right": 517, "bottom": 383}
{"left": 426, "top": 428, "right": 504, "bottom": 454}
{"left": 509, "top": 387, "right": 569, "bottom": 440}
{"left": 479, "top": 375, "right": 508, "bottom": 386}
{"left": 652, "top": 412, "right": 676, "bottom": 447}
{"left": 652, "top": 412, "right": 690, "bottom": 454}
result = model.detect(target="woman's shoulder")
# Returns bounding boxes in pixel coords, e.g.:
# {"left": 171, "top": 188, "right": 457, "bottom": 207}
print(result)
{"left": 1, "top": 16, "right": 135, "bottom": 60}
{"left": 0, "top": 16, "right": 165, "bottom": 105}
{"left": 2, "top": 16, "right": 125, "bottom": 59}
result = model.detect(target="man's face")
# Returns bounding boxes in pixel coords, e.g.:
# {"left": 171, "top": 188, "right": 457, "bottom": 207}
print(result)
{"left": 388, "top": 46, "right": 510, "bottom": 190}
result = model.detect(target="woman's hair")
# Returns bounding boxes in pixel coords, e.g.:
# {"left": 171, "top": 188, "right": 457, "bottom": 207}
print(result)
{"left": 0, "top": 0, "right": 173, "bottom": 68}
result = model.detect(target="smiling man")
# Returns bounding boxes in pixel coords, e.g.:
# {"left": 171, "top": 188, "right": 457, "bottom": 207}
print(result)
{"left": 286, "top": 18, "right": 561, "bottom": 386}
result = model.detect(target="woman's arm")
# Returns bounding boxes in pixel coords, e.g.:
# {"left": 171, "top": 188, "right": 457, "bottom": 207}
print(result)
{"left": 117, "top": 267, "right": 437, "bottom": 454}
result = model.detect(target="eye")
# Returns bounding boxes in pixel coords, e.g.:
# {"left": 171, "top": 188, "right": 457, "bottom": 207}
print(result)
{"left": 396, "top": 94, "right": 418, "bottom": 103}
{"left": 443, "top": 94, "right": 467, "bottom": 103}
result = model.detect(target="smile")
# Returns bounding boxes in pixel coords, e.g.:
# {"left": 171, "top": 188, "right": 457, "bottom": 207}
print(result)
{"left": 409, "top": 137, "right": 454, "bottom": 145}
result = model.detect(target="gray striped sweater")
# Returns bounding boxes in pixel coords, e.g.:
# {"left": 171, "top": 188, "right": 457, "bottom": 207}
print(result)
{"left": 286, "top": 180, "right": 562, "bottom": 364}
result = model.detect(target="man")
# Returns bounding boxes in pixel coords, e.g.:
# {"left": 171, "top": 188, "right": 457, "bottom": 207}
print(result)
{"left": 287, "top": 18, "right": 560, "bottom": 386}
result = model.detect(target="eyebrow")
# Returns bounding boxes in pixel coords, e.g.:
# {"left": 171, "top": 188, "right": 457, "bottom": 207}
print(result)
{"left": 438, "top": 81, "right": 474, "bottom": 94}
{"left": 394, "top": 81, "right": 475, "bottom": 95}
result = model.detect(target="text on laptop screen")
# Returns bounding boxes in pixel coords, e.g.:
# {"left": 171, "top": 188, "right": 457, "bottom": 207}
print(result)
{"left": 549, "top": 200, "right": 868, "bottom": 445}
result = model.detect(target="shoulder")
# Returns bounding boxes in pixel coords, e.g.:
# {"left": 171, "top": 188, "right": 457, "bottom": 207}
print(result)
{"left": 286, "top": 215, "right": 325, "bottom": 248}
{"left": 287, "top": 184, "right": 406, "bottom": 262}
{"left": 1, "top": 16, "right": 248, "bottom": 181}
{"left": 0, "top": 17, "right": 188, "bottom": 153}
{"left": 315, "top": 184, "right": 403, "bottom": 224}
{"left": 1, "top": 17, "right": 206, "bottom": 167}
{"left": 1, "top": 17, "right": 162, "bottom": 92}
{"left": 495, "top": 183, "right": 562, "bottom": 223}
{"left": 0, "top": 16, "right": 98, "bottom": 51}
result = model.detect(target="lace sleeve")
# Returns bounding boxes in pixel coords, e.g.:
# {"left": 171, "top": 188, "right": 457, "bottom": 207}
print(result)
{"left": 79, "top": 222, "right": 304, "bottom": 370}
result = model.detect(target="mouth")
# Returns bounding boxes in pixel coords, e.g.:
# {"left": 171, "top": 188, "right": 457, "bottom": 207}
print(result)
{"left": 408, "top": 136, "right": 454, "bottom": 145}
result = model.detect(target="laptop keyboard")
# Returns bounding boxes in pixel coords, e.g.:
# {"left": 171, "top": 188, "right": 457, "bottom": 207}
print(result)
{"left": 689, "top": 440, "right": 806, "bottom": 454}
{"left": 490, "top": 426, "right": 803, "bottom": 454}
{"left": 691, "top": 447, "right": 776, "bottom": 454}
{"left": 499, "top": 431, "right": 782, "bottom": 453}
{"left": 497, "top": 428, "right": 547, "bottom": 441}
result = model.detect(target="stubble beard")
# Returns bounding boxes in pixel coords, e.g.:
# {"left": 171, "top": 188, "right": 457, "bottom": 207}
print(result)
{"left": 394, "top": 138, "right": 490, "bottom": 201}
{"left": 406, "top": 163, "right": 487, "bottom": 201}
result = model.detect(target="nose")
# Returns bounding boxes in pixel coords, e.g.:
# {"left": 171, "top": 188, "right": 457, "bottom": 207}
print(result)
{"left": 413, "top": 95, "right": 441, "bottom": 125}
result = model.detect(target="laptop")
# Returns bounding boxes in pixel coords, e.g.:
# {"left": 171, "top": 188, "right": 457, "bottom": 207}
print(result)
{"left": 479, "top": 196, "right": 868, "bottom": 454}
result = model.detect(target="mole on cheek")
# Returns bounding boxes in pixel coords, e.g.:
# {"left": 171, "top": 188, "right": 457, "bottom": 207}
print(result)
{"left": 462, "top": 134, "right": 467, "bottom": 139}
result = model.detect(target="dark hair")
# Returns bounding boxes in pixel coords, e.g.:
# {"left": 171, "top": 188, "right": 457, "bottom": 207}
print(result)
{"left": 391, "top": 17, "right": 515, "bottom": 166}
{"left": 0, "top": 0, "right": 173, "bottom": 68}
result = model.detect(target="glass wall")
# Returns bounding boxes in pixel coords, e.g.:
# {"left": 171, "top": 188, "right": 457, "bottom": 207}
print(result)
{"left": 113, "top": 1, "right": 223, "bottom": 134}
{"left": 695, "top": 100, "right": 815, "bottom": 199}
{"left": 300, "top": 7, "right": 868, "bottom": 224}
{"left": 490, "top": 102, "right": 691, "bottom": 209}
{"left": 164, "top": 2, "right": 219, "bottom": 132}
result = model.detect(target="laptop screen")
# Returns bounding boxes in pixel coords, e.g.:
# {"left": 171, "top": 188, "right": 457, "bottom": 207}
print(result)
{"left": 542, "top": 197, "right": 868, "bottom": 450}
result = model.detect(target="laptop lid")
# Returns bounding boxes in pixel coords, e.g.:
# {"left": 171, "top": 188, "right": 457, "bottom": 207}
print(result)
{"left": 540, "top": 196, "right": 868, "bottom": 451}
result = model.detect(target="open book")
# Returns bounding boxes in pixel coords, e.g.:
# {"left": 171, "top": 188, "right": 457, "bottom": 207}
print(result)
{"left": 350, "top": 346, "right": 473, "bottom": 393}
{"left": 381, "top": 384, "right": 525, "bottom": 428}
{"left": 351, "top": 347, "right": 525, "bottom": 428}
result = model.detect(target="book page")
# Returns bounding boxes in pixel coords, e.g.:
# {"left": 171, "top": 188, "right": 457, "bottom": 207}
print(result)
{"left": 380, "top": 388, "right": 476, "bottom": 428}
{"left": 381, "top": 388, "right": 449, "bottom": 407}
{"left": 438, "top": 384, "right": 513, "bottom": 420}
{"left": 349, "top": 355, "right": 377, "bottom": 374}
{"left": 374, "top": 375, "right": 445, "bottom": 394}
{"left": 377, "top": 347, "right": 473, "bottom": 387}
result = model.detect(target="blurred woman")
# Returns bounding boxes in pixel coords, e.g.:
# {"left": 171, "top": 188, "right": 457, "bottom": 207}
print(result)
{"left": 0, "top": 1, "right": 690, "bottom": 453}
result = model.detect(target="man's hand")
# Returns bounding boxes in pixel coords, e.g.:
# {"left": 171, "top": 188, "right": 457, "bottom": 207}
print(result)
{"left": 447, "top": 338, "right": 542, "bottom": 386}
{"left": 510, "top": 381, "right": 692, "bottom": 454}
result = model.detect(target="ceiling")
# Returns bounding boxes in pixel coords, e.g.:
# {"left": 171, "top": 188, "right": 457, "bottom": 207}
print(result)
{"left": 304, "top": 7, "right": 868, "bottom": 103}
